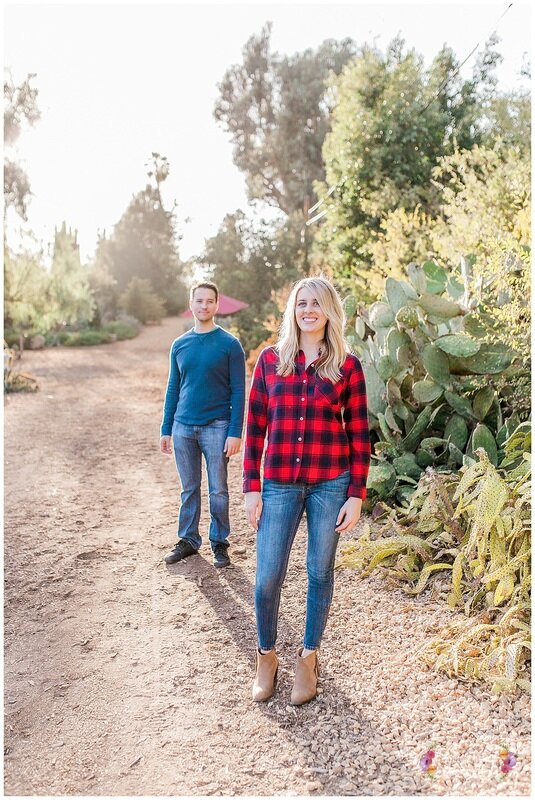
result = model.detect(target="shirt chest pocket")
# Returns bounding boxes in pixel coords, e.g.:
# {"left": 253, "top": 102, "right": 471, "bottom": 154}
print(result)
{"left": 313, "top": 377, "right": 344, "bottom": 413}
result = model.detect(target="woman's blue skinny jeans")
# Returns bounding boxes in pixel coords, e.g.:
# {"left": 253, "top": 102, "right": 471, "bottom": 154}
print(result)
{"left": 255, "top": 470, "right": 350, "bottom": 651}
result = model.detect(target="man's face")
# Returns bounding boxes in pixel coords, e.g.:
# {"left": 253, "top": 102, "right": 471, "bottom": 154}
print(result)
{"left": 190, "top": 287, "right": 219, "bottom": 322}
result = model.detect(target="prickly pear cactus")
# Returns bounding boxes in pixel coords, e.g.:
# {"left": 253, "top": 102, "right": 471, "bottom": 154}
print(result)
{"left": 345, "top": 261, "right": 517, "bottom": 503}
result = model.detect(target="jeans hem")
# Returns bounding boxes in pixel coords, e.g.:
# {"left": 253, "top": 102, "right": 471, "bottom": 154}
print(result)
{"left": 178, "top": 535, "right": 200, "bottom": 550}
{"left": 210, "top": 540, "right": 229, "bottom": 551}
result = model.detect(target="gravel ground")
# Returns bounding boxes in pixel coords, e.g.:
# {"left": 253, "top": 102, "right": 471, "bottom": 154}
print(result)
{"left": 3, "top": 317, "right": 531, "bottom": 796}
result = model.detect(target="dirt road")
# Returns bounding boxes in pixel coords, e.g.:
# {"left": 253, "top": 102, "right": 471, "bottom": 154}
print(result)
{"left": 3, "top": 318, "right": 530, "bottom": 796}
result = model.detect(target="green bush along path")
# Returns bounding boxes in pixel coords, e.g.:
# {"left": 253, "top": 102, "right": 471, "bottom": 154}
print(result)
{"left": 3, "top": 318, "right": 530, "bottom": 796}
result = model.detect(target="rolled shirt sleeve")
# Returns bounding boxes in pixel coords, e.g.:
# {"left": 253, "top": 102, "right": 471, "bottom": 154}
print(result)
{"left": 243, "top": 352, "right": 268, "bottom": 493}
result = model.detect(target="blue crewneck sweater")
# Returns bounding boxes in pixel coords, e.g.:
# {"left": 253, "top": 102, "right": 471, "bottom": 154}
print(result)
{"left": 160, "top": 326, "right": 246, "bottom": 438}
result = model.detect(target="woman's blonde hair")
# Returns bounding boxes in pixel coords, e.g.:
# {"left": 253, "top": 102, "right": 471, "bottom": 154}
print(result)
{"left": 276, "top": 276, "right": 349, "bottom": 383}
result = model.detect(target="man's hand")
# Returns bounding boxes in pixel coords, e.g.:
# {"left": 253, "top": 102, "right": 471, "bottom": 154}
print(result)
{"left": 245, "top": 491, "right": 263, "bottom": 531}
{"left": 335, "top": 497, "right": 362, "bottom": 533}
{"left": 224, "top": 436, "right": 242, "bottom": 457}
{"left": 160, "top": 435, "right": 173, "bottom": 455}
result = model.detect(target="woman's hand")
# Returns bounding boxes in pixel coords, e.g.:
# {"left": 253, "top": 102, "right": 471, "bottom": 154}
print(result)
{"left": 335, "top": 497, "right": 362, "bottom": 533}
{"left": 245, "top": 491, "right": 263, "bottom": 531}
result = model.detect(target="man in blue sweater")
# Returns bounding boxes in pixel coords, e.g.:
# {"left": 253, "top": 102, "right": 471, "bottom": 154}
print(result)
{"left": 160, "top": 281, "right": 246, "bottom": 568}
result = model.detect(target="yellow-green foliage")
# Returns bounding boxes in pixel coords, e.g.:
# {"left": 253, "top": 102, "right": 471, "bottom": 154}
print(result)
{"left": 422, "top": 603, "right": 531, "bottom": 695}
{"left": 338, "top": 423, "right": 531, "bottom": 692}
{"left": 474, "top": 238, "right": 530, "bottom": 364}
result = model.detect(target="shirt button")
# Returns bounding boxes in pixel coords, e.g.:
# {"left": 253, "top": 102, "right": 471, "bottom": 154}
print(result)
{"left": 296, "top": 458, "right": 300, "bottom": 462}
{"left": 303, "top": 379, "right": 306, "bottom": 383}
{"left": 301, "top": 397, "right": 305, "bottom": 401}
{"left": 299, "top": 416, "right": 303, "bottom": 421}
{"left": 298, "top": 437, "right": 302, "bottom": 442}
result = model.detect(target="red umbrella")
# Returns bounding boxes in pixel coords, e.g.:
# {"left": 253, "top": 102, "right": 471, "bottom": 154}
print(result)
{"left": 180, "top": 293, "right": 249, "bottom": 318}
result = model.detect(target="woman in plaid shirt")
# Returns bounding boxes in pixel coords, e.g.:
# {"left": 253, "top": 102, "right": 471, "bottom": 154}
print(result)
{"left": 244, "top": 276, "right": 370, "bottom": 705}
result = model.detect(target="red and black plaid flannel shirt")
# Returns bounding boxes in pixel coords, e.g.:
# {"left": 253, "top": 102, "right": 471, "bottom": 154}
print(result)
{"left": 243, "top": 347, "right": 370, "bottom": 499}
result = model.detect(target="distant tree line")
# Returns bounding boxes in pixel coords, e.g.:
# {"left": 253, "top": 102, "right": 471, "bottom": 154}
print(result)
{"left": 4, "top": 74, "right": 188, "bottom": 350}
{"left": 4, "top": 28, "right": 530, "bottom": 360}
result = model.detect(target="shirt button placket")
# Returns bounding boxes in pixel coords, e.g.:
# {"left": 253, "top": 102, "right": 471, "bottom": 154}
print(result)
{"left": 296, "top": 372, "right": 307, "bottom": 475}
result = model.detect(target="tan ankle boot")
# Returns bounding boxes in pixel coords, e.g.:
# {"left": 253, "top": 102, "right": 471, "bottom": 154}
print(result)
{"left": 290, "top": 647, "right": 319, "bottom": 705}
{"left": 252, "top": 649, "right": 278, "bottom": 702}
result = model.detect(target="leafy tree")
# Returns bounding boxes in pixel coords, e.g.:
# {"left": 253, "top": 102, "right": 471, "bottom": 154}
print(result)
{"left": 368, "top": 142, "right": 530, "bottom": 290}
{"left": 472, "top": 39, "right": 530, "bottom": 153}
{"left": 200, "top": 212, "right": 276, "bottom": 353}
{"left": 429, "top": 144, "right": 530, "bottom": 264}
{"left": 96, "top": 154, "right": 188, "bottom": 314}
{"left": 48, "top": 222, "right": 95, "bottom": 328}
{"left": 4, "top": 246, "right": 48, "bottom": 347}
{"left": 4, "top": 73, "right": 40, "bottom": 222}
{"left": 482, "top": 89, "right": 531, "bottom": 154}
{"left": 214, "top": 24, "right": 356, "bottom": 217}
{"left": 314, "top": 37, "right": 500, "bottom": 297}
{"left": 202, "top": 212, "right": 247, "bottom": 293}
{"left": 87, "top": 241, "right": 119, "bottom": 326}
{"left": 199, "top": 210, "right": 303, "bottom": 353}
{"left": 120, "top": 277, "right": 165, "bottom": 324}
{"left": 4, "top": 225, "right": 95, "bottom": 347}
{"left": 366, "top": 205, "right": 436, "bottom": 289}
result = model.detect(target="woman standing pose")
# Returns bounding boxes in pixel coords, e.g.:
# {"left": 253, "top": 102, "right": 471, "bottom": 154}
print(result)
{"left": 243, "top": 276, "right": 370, "bottom": 705}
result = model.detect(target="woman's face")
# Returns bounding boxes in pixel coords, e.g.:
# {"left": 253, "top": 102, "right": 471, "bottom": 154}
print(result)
{"left": 295, "top": 286, "right": 328, "bottom": 337}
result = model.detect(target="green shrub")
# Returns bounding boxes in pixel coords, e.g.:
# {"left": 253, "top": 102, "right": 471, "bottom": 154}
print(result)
{"left": 44, "top": 331, "right": 70, "bottom": 346}
{"left": 43, "top": 318, "right": 140, "bottom": 347}
{"left": 3, "top": 330, "right": 22, "bottom": 348}
{"left": 63, "top": 330, "right": 114, "bottom": 346}
{"left": 102, "top": 320, "right": 139, "bottom": 340}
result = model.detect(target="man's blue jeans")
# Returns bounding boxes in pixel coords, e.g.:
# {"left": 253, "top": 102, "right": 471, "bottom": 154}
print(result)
{"left": 255, "top": 471, "right": 350, "bottom": 651}
{"left": 172, "top": 419, "right": 230, "bottom": 551}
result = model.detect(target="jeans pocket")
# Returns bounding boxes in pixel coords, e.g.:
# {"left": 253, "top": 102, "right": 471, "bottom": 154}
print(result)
{"left": 172, "top": 420, "right": 192, "bottom": 438}
{"left": 336, "top": 470, "right": 350, "bottom": 480}
{"left": 322, "top": 470, "right": 350, "bottom": 496}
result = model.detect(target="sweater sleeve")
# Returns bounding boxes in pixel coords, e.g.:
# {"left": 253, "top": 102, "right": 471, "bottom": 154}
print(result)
{"left": 160, "top": 342, "right": 181, "bottom": 436}
{"left": 228, "top": 338, "right": 246, "bottom": 438}
{"left": 343, "top": 357, "right": 371, "bottom": 499}
{"left": 243, "top": 351, "right": 268, "bottom": 493}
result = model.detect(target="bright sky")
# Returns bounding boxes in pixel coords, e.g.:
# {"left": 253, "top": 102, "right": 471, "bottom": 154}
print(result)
{"left": 4, "top": 0, "right": 531, "bottom": 264}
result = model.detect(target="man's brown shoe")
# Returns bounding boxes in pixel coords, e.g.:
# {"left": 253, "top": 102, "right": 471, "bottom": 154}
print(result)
{"left": 252, "top": 649, "right": 278, "bottom": 702}
{"left": 290, "top": 647, "right": 319, "bottom": 705}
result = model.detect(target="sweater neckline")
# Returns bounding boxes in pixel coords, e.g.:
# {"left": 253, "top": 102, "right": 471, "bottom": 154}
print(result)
{"left": 191, "top": 325, "right": 220, "bottom": 337}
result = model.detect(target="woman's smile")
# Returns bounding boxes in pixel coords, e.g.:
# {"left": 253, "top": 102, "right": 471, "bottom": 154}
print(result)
{"left": 295, "top": 286, "right": 327, "bottom": 333}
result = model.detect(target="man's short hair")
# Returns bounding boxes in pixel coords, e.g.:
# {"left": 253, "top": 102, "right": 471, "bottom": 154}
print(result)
{"left": 190, "top": 281, "right": 219, "bottom": 302}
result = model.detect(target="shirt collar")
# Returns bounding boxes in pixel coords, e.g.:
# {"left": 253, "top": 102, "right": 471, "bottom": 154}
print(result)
{"left": 297, "top": 350, "right": 318, "bottom": 372}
